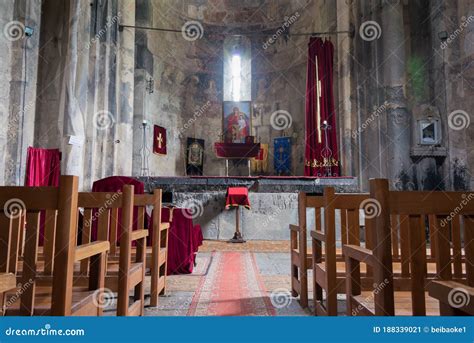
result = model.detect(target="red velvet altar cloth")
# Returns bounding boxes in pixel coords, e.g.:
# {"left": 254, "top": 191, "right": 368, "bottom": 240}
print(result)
{"left": 225, "top": 187, "right": 251, "bottom": 209}
{"left": 161, "top": 208, "right": 203, "bottom": 275}
{"left": 25, "top": 147, "right": 61, "bottom": 245}
{"left": 214, "top": 142, "right": 261, "bottom": 159}
{"left": 91, "top": 176, "right": 145, "bottom": 242}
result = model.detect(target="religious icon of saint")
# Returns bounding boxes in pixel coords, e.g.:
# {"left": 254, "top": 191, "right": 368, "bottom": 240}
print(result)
{"left": 226, "top": 107, "right": 249, "bottom": 142}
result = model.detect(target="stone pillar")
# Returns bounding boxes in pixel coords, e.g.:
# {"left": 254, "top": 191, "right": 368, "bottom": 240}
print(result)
{"left": 59, "top": 0, "right": 90, "bottom": 186}
{"left": 114, "top": 0, "right": 135, "bottom": 176}
{"left": 381, "top": 1, "right": 412, "bottom": 189}
{"left": 0, "top": 0, "right": 41, "bottom": 185}
{"left": 336, "top": 0, "right": 355, "bottom": 177}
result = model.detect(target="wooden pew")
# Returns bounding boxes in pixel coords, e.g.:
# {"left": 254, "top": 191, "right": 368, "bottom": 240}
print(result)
{"left": 0, "top": 175, "right": 110, "bottom": 316}
{"left": 344, "top": 178, "right": 470, "bottom": 316}
{"left": 134, "top": 190, "right": 170, "bottom": 307}
{"left": 77, "top": 185, "right": 148, "bottom": 316}
{"left": 427, "top": 204, "right": 474, "bottom": 315}
{"left": 289, "top": 193, "right": 323, "bottom": 308}
{"left": 0, "top": 273, "right": 16, "bottom": 316}
{"left": 311, "top": 188, "right": 370, "bottom": 315}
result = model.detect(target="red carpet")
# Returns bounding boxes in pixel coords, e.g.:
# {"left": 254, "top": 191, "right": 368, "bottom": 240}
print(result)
{"left": 188, "top": 252, "right": 275, "bottom": 316}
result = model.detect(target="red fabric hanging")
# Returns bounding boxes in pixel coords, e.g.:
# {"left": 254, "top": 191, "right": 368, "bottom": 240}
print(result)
{"left": 304, "top": 38, "right": 340, "bottom": 176}
{"left": 24, "top": 147, "right": 61, "bottom": 246}
{"left": 25, "top": 147, "right": 61, "bottom": 187}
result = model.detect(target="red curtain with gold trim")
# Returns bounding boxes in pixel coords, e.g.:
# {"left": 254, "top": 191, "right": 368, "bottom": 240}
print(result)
{"left": 304, "top": 38, "right": 340, "bottom": 176}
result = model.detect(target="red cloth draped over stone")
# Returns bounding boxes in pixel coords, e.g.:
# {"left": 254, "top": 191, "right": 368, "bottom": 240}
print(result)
{"left": 304, "top": 38, "right": 340, "bottom": 176}
{"left": 25, "top": 147, "right": 61, "bottom": 187}
{"left": 214, "top": 143, "right": 261, "bottom": 159}
{"left": 25, "top": 147, "right": 61, "bottom": 245}
{"left": 160, "top": 208, "right": 203, "bottom": 275}
{"left": 90, "top": 176, "right": 145, "bottom": 242}
{"left": 225, "top": 187, "right": 251, "bottom": 209}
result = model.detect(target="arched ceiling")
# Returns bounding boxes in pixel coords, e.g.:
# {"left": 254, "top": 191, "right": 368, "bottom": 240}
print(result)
{"left": 152, "top": 0, "right": 312, "bottom": 29}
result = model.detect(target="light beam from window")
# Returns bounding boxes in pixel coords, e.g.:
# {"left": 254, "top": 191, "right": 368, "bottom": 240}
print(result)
{"left": 231, "top": 54, "right": 241, "bottom": 102}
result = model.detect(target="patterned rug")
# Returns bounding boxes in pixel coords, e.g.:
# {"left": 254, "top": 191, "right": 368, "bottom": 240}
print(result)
{"left": 187, "top": 251, "right": 276, "bottom": 316}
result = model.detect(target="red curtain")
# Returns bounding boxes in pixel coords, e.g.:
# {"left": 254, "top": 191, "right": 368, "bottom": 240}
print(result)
{"left": 304, "top": 38, "right": 340, "bottom": 176}
{"left": 25, "top": 147, "right": 61, "bottom": 245}
{"left": 25, "top": 147, "right": 61, "bottom": 187}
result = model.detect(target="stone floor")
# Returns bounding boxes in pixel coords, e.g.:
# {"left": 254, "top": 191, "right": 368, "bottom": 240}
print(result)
{"left": 99, "top": 240, "right": 349, "bottom": 316}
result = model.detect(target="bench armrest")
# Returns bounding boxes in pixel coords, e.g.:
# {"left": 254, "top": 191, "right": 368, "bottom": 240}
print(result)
{"left": 130, "top": 229, "right": 149, "bottom": 242}
{"left": 289, "top": 224, "right": 300, "bottom": 232}
{"left": 343, "top": 244, "right": 375, "bottom": 266}
{"left": 310, "top": 230, "right": 325, "bottom": 242}
{"left": 75, "top": 241, "right": 110, "bottom": 262}
{"left": 0, "top": 273, "right": 16, "bottom": 293}
{"left": 160, "top": 223, "right": 170, "bottom": 231}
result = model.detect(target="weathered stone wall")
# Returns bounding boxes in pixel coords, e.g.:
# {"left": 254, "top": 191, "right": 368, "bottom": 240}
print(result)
{"left": 0, "top": 0, "right": 41, "bottom": 186}
{"left": 137, "top": 0, "right": 329, "bottom": 177}
{"left": 0, "top": 0, "right": 472, "bottom": 193}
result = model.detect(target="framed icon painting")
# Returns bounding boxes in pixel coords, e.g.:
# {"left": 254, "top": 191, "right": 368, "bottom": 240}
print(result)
{"left": 222, "top": 101, "right": 252, "bottom": 143}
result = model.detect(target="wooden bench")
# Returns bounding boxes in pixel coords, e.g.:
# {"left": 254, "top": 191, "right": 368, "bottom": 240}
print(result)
{"left": 311, "top": 188, "right": 370, "bottom": 315}
{"left": 344, "top": 178, "right": 470, "bottom": 316}
{"left": 289, "top": 192, "right": 323, "bottom": 308}
{"left": 427, "top": 197, "right": 474, "bottom": 315}
{"left": 77, "top": 185, "right": 148, "bottom": 316}
{"left": 134, "top": 190, "right": 170, "bottom": 307}
{"left": 0, "top": 273, "right": 16, "bottom": 315}
{"left": 0, "top": 175, "right": 110, "bottom": 316}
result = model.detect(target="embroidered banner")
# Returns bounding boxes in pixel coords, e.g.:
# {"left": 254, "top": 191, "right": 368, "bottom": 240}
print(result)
{"left": 274, "top": 137, "right": 292, "bottom": 175}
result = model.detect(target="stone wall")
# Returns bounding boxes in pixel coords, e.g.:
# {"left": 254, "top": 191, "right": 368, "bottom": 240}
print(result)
{"left": 0, "top": 0, "right": 41, "bottom": 186}
{"left": 0, "top": 0, "right": 472, "bottom": 192}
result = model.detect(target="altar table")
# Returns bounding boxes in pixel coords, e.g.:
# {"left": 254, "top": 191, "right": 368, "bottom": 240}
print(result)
{"left": 225, "top": 187, "right": 251, "bottom": 243}
{"left": 214, "top": 142, "right": 261, "bottom": 176}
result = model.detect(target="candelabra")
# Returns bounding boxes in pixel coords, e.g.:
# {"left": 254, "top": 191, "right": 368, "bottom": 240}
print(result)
{"left": 320, "top": 120, "right": 333, "bottom": 177}
{"left": 140, "top": 120, "right": 150, "bottom": 177}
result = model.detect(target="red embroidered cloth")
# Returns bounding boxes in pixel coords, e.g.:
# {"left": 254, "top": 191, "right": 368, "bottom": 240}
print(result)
{"left": 214, "top": 143, "right": 261, "bottom": 159}
{"left": 225, "top": 187, "right": 251, "bottom": 210}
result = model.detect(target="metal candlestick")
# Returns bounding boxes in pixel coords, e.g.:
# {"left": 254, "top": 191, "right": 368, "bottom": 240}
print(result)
{"left": 140, "top": 120, "right": 150, "bottom": 177}
{"left": 320, "top": 120, "right": 333, "bottom": 177}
